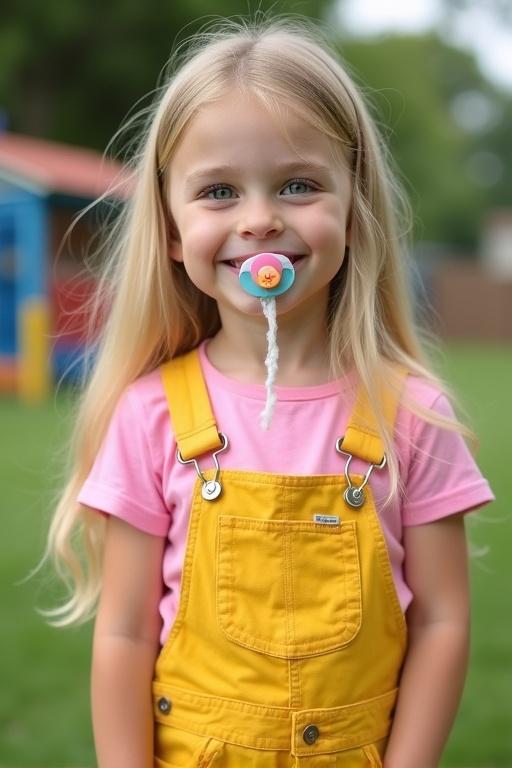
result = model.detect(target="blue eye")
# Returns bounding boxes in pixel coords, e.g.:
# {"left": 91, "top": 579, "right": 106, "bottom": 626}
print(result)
{"left": 281, "top": 179, "right": 315, "bottom": 195}
{"left": 205, "top": 185, "right": 236, "bottom": 200}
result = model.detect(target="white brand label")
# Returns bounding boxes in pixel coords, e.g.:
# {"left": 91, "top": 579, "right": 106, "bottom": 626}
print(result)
{"left": 313, "top": 514, "right": 340, "bottom": 525}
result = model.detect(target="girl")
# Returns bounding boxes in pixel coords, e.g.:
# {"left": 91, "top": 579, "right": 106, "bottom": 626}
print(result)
{"left": 47, "top": 19, "right": 494, "bottom": 768}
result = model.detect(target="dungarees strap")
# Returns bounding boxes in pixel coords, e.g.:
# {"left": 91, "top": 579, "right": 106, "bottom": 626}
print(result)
{"left": 161, "top": 348, "right": 223, "bottom": 461}
{"left": 341, "top": 368, "right": 407, "bottom": 464}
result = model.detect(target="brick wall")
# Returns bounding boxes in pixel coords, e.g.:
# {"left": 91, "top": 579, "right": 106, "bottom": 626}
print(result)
{"left": 431, "top": 262, "right": 512, "bottom": 341}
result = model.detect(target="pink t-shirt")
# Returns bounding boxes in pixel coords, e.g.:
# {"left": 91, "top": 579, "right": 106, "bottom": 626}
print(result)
{"left": 78, "top": 341, "right": 494, "bottom": 645}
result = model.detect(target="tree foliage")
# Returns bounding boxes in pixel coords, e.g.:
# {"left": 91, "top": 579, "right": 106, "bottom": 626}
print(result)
{"left": 0, "top": 0, "right": 328, "bottom": 149}
{"left": 338, "top": 34, "right": 512, "bottom": 248}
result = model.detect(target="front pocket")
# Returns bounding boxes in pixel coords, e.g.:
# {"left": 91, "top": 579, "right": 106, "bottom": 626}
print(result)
{"left": 154, "top": 729, "right": 223, "bottom": 768}
{"left": 216, "top": 515, "right": 362, "bottom": 658}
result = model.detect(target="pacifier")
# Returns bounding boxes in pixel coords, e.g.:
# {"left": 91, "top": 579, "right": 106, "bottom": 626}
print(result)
{"left": 239, "top": 253, "right": 295, "bottom": 298}
{"left": 239, "top": 253, "right": 296, "bottom": 430}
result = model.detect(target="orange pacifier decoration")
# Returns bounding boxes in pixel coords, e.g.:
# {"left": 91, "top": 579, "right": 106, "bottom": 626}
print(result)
{"left": 239, "top": 253, "right": 296, "bottom": 430}
{"left": 256, "top": 264, "right": 281, "bottom": 288}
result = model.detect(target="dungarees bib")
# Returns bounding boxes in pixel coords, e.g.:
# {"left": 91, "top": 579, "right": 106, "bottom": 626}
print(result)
{"left": 153, "top": 350, "right": 408, "bottom": 767}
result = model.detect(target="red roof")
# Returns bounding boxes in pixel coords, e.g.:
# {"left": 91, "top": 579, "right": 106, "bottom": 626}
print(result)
{"left": 0, "top": 132, "right": 131, "bottom": 199}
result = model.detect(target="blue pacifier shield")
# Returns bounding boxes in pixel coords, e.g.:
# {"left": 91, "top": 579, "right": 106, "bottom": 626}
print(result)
{"left": 239, "top": 253, "right": 295, "bottom": 298}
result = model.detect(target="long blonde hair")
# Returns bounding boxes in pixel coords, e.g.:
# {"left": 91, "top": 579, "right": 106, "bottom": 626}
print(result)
{"left": 46, "top": 17, "right": 471, "bottom": 625}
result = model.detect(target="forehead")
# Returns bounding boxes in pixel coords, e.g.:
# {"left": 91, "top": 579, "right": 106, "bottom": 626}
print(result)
{"left": 168, "top": 89, "right": 345, "bottom": 177}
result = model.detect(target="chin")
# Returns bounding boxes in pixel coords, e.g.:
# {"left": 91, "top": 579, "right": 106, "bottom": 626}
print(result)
{"left": 219, "top": 295, "right": 269, "bottom": 318}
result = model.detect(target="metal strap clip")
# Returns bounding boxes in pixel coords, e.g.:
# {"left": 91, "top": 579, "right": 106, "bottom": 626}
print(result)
{"left": 176, "top": 433, "right": 229, "bottom": 501}
{"left": 335, "top": 436, "right": 387, "bottom": 508}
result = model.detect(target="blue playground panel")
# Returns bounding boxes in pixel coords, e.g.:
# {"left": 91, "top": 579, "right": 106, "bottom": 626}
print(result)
{"left": 0, "top": 214, "right": 16, "bottom": 356}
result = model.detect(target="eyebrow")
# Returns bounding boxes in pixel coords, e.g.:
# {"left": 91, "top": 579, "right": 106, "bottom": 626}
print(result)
{"left": 184, "top": 160, "right": 334, "bottom": 189}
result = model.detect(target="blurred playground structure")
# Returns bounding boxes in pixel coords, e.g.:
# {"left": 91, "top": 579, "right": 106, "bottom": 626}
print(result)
{"left": 0, "top": 132, "right": 127, "bottom": 401}
{"left": 0, "top": 131, "right": 511, "bottom": 403}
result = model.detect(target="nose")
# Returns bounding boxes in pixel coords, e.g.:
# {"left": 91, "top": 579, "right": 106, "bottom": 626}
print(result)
{"left": 237, "top": 197, "right": 284, "bottom": 239}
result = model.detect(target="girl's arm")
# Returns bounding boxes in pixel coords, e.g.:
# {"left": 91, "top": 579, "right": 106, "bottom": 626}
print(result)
{"left": 384, "top": 513, "right": 471, "bottom": 768}
{"left": 90, "top": 511, "right": 165, "bottom": 768}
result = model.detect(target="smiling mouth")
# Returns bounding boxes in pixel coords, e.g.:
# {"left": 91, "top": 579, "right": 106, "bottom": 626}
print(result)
{"left": 222, "top": 254, "right": 304, "bottom": 269}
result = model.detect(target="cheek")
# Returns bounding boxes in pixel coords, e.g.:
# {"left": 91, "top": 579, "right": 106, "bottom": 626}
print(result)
{"left": 307, "top": 211, "right": 348, "bottom": 252}
{"left": 180, "top": 214, "right": 225, "bottom": 261}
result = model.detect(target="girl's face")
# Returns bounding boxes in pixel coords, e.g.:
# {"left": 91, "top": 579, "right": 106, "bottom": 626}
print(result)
{"left": 166, "top": 89, "right": 352, "bottom": 322}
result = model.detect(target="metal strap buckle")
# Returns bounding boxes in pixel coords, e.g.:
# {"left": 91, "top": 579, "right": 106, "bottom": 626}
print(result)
{"left": 176, "top": 433, "right": 229, "bottom": 501}
{"left": 335, "top": 436, "right": 387, "bottom": 508}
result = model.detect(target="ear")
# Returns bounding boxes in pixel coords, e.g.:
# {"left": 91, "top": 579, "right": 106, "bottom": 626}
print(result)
{"left": 345, "top": 209, "right": 352, "bottom": 247}
{"left": 167, "top": 216, "right": 183, "bottom": 262}
{"left": 168, "top": 238, "right": 183, "bottom": 263}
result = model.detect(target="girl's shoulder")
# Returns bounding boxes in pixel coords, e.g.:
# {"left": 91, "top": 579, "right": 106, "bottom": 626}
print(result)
{"left": 396, "top": 373, "right": 494, "bottom": 523}
{"left": 109, "top": 367, "right": 172, "bottom": 458}
{"left": 78, "top": 367, "right": 173, "bottom": 536}
{"left": 401, "top": 372, "right": 453, "bottom": 415}
{"left": 124, "top": 366, "right": 167, "bottom": 408}
{"left": 394, "top": 372, "right": 459, "bottom": 453}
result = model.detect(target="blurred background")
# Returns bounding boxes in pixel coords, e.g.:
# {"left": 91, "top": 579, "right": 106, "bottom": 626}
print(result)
{"left": 0, "top": 0, "right": 510, "bottom": 766}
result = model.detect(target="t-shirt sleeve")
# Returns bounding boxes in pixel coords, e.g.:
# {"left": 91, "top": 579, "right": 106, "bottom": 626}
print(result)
{"left": 77, "top": 386, "right": 170, "bottom": 536}
{"left": 401, "top": 392, "right": 495, "bottom": 526}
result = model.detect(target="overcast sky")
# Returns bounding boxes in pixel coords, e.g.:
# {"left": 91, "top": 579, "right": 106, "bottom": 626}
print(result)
{"left": 338, "top": 0, "right": 512, "bottom": 91}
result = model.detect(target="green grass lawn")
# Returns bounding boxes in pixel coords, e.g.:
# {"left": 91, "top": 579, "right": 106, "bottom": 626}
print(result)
{"left": 0, "top": 344, "right": 510, "bottom": 767}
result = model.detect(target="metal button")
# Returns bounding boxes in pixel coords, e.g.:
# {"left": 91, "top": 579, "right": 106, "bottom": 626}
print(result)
{"left": 157, "top": 697, "right": 172, "bottom": 715}
{"left": 302, "top": 724, "right": 320, "bottom": 745}
{"left": 344, "top": 486, "right": 365, "bottom": 508}
{"left": 201, "top": 480, "right": 222, "bottom": 500}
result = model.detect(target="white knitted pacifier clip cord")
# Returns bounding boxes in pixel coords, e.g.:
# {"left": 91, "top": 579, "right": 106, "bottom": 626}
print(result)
{"left": 260, "top": 296, "right": 278, "bottom": 430}
{"left": 238, "top": 253, "right": 296, "bottom": 430}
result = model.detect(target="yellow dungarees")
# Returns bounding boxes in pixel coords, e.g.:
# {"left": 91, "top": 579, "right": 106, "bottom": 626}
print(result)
{"left": 153, "top": 350, "right": 408, "bottom": 767}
